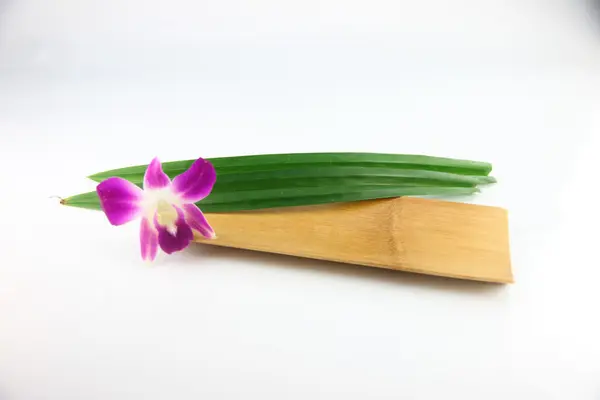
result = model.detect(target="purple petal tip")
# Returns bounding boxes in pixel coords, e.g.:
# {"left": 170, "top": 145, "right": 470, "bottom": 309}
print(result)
{"left": 172, "top": 158, "right": 217, "bottom": 203}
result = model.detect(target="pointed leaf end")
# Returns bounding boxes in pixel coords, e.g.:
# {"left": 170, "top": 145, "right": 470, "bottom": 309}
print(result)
{"left": 87, "top": 173, "right": 105, "bottom": 183}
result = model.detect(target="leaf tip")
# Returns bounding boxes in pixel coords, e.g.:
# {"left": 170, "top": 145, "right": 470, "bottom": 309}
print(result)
{"left": 57, "top": 195, "right": 77, "bottom": 207}
{"left": 49, "top": 195, "right": 66, "bottom": 205}
{"left": 87, "top": 173, "right": 103, "bottom": 183}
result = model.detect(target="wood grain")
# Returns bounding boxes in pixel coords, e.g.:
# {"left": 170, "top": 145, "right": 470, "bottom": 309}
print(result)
{"left": 195, "top": 197, "right": 512, "bottom": 283}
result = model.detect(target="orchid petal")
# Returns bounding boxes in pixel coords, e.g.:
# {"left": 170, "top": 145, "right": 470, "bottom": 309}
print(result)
{"left": 140, "top": 217, "right": 158, "bottom": 261}
{"left": 96, "top": 177, "right": 143, "bottom": 225}
{"left": 172, "top": 158, "right": 216, "bottom": 203}
{"left": 154, "top": 207, "right": 194, "bottom": 254}
{"left": 143, "top": 157, "right": 171, "bottom": 190}
{"left": 183, "top": 204, "right": 216, "bottom": 239}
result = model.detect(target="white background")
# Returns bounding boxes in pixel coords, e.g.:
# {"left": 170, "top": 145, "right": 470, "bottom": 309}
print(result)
{"left": 1, "top": 0, "right": 600, "bottom": 399}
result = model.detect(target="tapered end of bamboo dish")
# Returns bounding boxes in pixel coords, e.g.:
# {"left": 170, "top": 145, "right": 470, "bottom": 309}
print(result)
{"left": 195, "top": 197, "right": 512, "bottom": 283}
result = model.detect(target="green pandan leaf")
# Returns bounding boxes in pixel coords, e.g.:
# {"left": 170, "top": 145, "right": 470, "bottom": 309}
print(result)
{"left": 87, "top": 152, "right": 493, "bottom": 184}
{"left": 89, "top": 166, "right": 495, "bottom": 191}
{"left": 62, "top": 185, "right": 479, "bottom": 213}
{"left": 64, "top": 153, "right": 494, "bottom": 214}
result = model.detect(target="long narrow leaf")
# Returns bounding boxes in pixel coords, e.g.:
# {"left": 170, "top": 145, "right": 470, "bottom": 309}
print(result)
{"left": 62, "top": 185, "right": 478, "bottom": 213}
{"left": 199, "top": 185, "right": 473, "bottom": 204}
{"left": 214, "top": 167, "right": 495, "bottom": 190}
{"left": 89, "top": 166, "right": 495, "bottom": 190}
{"left": 198, "top": 187, "right": 479, "bottom": 212}
{"left": 88, "top": 152, "right": 493, "bottom": 183}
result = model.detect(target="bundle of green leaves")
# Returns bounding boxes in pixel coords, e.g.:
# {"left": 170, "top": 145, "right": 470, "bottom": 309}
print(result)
{"left": 63, "top": 152, "right": 495, "bottom": 213}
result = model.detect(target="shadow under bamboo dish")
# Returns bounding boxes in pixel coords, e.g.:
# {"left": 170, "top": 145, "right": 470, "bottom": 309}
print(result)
{"left": 195, "top": 197, "right": 512, "bottom": 283}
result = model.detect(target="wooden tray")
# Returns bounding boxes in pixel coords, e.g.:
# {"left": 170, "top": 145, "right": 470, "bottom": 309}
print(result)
{"left": 195, "top": 197, "right": 512, "bottom": 283}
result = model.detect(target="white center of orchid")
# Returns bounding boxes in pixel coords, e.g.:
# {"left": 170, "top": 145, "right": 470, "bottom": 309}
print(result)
{"left": 140, "top": 188, "right": 182, "bottom": 235}
{"left": 156, "top": 200, "right": 178, "bottom": 234}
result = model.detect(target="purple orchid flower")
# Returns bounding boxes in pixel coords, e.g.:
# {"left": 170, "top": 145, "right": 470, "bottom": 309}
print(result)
{"left": 96, "top": 157, "right": 216, "bottom": 261}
